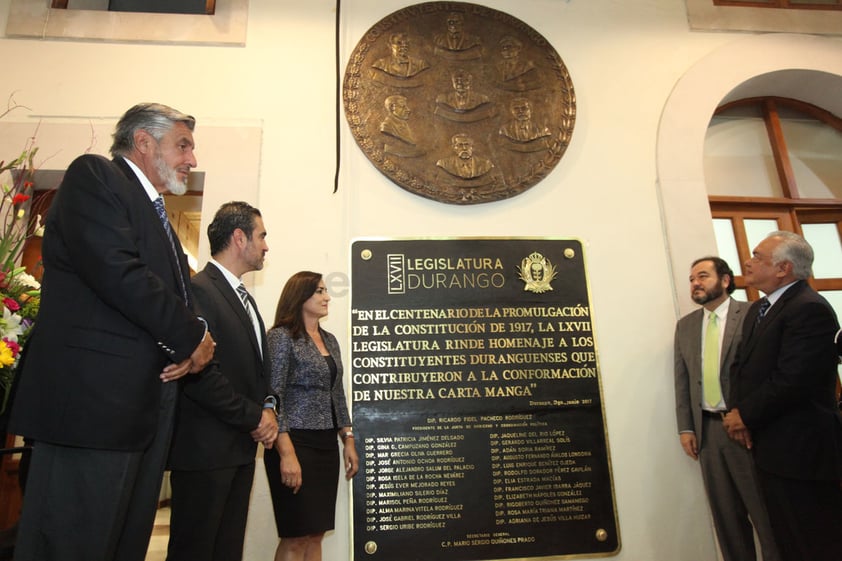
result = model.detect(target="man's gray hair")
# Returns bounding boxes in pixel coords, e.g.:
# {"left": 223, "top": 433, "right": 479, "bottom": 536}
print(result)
{"left": 769, "top": 230, "right": 813, "bottom": 280}
{"left": 110, "top": 103, "right": 195, "bottom": 157}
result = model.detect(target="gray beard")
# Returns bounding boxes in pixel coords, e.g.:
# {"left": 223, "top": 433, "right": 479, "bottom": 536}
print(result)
{"left": 154, "top": 153, "right": 188, "bottom": 196}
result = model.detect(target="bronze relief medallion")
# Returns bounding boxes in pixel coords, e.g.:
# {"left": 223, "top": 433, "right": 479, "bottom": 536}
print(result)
{"left": 343, "top": 2, "right": 576, "bottom": 205}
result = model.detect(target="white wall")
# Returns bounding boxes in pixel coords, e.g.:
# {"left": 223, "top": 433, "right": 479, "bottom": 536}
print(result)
{"left": 1, "top": 1, "right": 839, "bottom": 560}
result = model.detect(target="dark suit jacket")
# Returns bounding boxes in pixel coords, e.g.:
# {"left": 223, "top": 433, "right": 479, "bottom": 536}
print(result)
{"left": 836, "top": 329, "right": 842, "bottom": 357}
{"left": 730, "top": 280, "right": 842, "bottom": 480}
{"left": 674, "top": 298, "right": 748, "bottom": 443}
{"left": 9, "top": 155, "right": 205, "bottom": 451}
{"left": 168, "top": 262, "right": 271, "bottom": 470}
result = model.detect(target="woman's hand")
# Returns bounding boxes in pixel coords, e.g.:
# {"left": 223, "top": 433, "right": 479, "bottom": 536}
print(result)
{"left": 276, "top": 433, "right": 302, "bottom": 493}
{"left": 343, "top": 436, "right": 359, "bottom": 480}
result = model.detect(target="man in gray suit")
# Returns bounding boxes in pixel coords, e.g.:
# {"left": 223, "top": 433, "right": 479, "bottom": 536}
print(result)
{"left": 674, "top": 257, "right": 779, "bottom": 561}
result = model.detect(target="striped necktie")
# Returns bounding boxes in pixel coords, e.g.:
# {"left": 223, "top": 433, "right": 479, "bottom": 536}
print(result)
{"left": 756, "top": 297, "right": 770, "bottom": 324}
{"left": 236, "top": 283, "right": 255, "bottom": 324}
{"left": 153, "top": 196, "right": 188, "bottom": 302}
{"left": 237, "top": 283, "right": 263, "bottom": 354}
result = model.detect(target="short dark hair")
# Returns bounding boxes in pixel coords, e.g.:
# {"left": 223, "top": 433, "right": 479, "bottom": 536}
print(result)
{"left": 691, "top": 256, "right": 736, "bottom": 294}
{"left": 207, "top": 201, "right": 261, "bottom": 256}
{"left": 272, "top": 271, "right": 323, "bottom": 338}
{"left": 110, "top": 103, "right": 195, "bottom": 157}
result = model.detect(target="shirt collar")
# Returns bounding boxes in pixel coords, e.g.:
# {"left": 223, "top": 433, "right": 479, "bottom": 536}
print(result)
{"left": 209, "top": 258, "right": 242, "bottom": 292}
{"left": 764, "top": 280, "right": 798, "bottom": 308}
{"left": 705, "top": 298, "right": 730, "bottom": 321}
{"left": 121, "top": 156, "right": 159, "bottom": 203}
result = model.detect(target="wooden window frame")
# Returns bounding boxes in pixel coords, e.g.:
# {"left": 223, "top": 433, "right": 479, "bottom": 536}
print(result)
{"left": 709, "top": 96, "right": 842, "bottom": 297}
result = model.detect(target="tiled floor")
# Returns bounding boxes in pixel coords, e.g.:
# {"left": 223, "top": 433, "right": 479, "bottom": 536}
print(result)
{"left": 145, "top": 507, "right": 170, "bottom": 561}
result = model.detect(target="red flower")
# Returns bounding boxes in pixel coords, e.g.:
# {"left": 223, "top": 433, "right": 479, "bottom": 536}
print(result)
{"left": 12, "top": 193, "right": 30, "bottom": 205}
{"left": 3, "top": 297, "right": 20, "bottom": 312}
{"left": 3, "top": 338, "right": 21, "bottom": 358}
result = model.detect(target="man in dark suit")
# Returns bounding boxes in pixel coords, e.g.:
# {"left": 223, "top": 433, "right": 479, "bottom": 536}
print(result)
{"left": 166, "top": 201, "right": 277, "bottom": 561}
{"left": 836, "top": 328, "right": 842, "bottom": 357}
{"left": 724, "top": 231, "right": 842, "bottom": 561}
{"left": 674, "top": 257, "right": 778, "bottom": 561}
{"left": 8, "top": 103, "right": 216, "bottom": 561}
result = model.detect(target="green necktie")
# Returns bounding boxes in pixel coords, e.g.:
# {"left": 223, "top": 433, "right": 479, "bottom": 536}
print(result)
{"left": 703, "top": 313, "right": 721, "bottom": 408}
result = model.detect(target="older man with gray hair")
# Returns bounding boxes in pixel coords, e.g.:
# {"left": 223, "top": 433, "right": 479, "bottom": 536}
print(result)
{"left": 10, "top": 103, "right": 215, "bottom": 561}
{"left": 724, "top": 230, "right": 842, "bottom": 561}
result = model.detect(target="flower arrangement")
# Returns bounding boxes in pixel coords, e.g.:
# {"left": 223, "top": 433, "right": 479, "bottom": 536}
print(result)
{"left": 0, "top": 133, "right": 43, "bottom": 414}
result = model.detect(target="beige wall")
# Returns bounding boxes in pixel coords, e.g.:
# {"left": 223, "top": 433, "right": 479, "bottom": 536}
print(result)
{"left": 1, "top": 1, "right": 840, "bottom": 560}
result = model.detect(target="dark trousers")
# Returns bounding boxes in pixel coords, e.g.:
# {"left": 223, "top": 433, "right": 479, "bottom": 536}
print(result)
{"left": 13, "top": 382, "right": 177, "bottom": 561}
{"left": 166, "top": 462, "right": 256, "bottom": 561}
{"left": 757, "top": 468, "right": 842, "bottom": 561}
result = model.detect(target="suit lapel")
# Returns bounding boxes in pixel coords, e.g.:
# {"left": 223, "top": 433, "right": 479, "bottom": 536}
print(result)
{"left": 740, "top": 281, "right": 805, "bottom": 360}
{"left": 113, "top": 157, "right": 192, "bottom": 305}
{"left": 687, "top": 310, "right": 703, "bottom": 378}
{"left": 206, "top": 263, "right": 264, "bottom": 362}
{"left": 758, "top": 281, "right": 803, "bottom": 328}
{"left": 721, "top": 299, "right": 742, "bottom": 367}
{"left": 720, "top": 299, "right": 743, "bottom": 403}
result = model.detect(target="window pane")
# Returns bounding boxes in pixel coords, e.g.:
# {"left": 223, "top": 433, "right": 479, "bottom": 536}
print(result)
{"left": 713, "top": 218, "right": 742, "bottom": 273}
{"left": 704, "top": 117, "right": 783, "bottom": 198}
{"left": 732, "top": 288, "right": 748, "bottom": 302}
{"left": 801, "top": 223, "right": 842, "bottom": 278}
{"left": 780, "top": 119, "right": 842, "bottom": 200}
{"left": 744, "top": 220, "right": 781, "bottom": 261}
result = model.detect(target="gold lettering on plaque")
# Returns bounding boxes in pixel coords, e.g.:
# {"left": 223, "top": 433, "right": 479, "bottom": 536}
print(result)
{"left": 343, "top": 2, "right": 576, "bottom": 205}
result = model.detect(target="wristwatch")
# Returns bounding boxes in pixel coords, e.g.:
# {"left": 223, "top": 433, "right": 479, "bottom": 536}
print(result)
{"left": 263, "top": 395, "right": 279, "bottom": 414}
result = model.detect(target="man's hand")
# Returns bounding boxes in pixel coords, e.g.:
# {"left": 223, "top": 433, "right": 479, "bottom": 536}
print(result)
{"left": 730, "top": 428, "right": 753, "bottom": 449}
{"left": 189, "top": 331, "right": 216, "bottom": 373}
{"left": 251, "top": 409, "right": 279, "bottom": 449}
{"left": 679, "top": 433, "right": 698, "bottom": 460}
{"left": 723, "top": 408, "right": 752, "bottom": 449}
{"left": 160, "top": 358, "right": 191, "bottom": 383}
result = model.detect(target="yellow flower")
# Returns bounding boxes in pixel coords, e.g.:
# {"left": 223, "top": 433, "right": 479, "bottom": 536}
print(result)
{"left": 0, "top": 340, "right": 15, "bottom": 367}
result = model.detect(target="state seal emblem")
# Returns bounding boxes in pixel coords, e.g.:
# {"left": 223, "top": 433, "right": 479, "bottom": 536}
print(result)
{"left": 518, "top": 252, "right": 557, "bottom": 293}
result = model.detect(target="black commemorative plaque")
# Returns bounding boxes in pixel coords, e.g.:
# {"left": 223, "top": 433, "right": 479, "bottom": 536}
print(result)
{"left": 350, "top": 239, "right": 619, "bottom": 561}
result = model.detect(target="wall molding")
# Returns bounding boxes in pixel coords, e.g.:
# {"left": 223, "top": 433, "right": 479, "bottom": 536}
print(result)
{"left": 6, "top": 0, "right": 247, "bottom": 45}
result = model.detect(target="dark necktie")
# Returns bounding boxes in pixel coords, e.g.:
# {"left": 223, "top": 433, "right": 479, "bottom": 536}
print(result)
{"left": 237, "top": 283, "right": 262, "bottom": 353}
{"left": 153, "top": 196, "right": 188, "bottom": 302}
{"left": 756, "top": 297, "right": 770, "bottom": 324}
{"left": 236, "top": 283, "right": 255, "bottom": 325}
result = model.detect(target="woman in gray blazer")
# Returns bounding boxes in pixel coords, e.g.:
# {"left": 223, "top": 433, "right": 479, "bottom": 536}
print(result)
{"left": 264, "top": 271, "right": 358, "bottom": 561}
